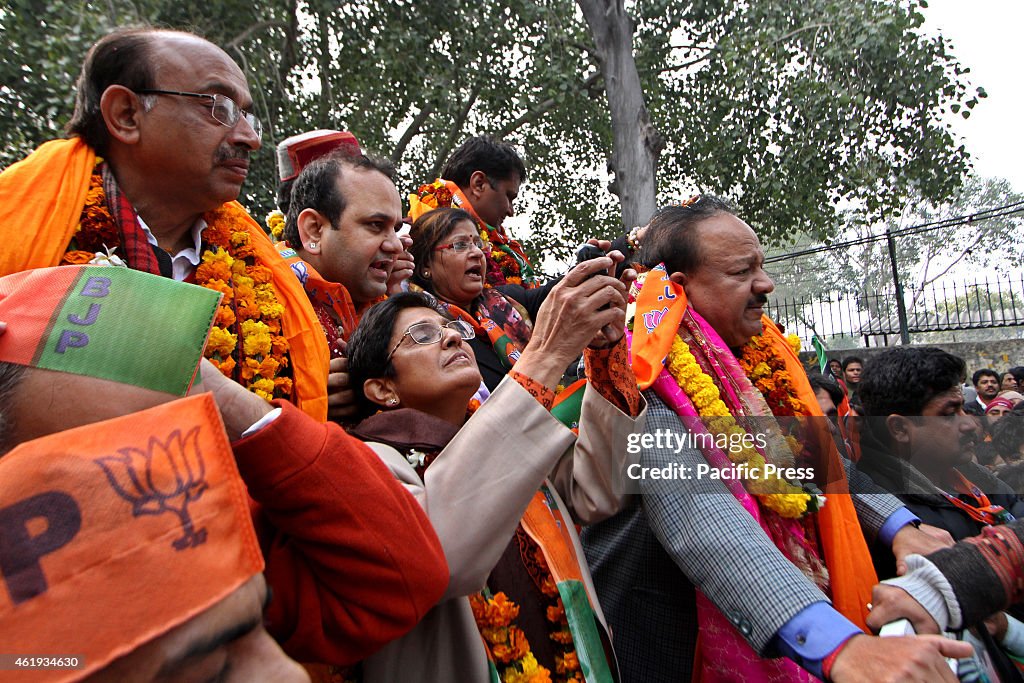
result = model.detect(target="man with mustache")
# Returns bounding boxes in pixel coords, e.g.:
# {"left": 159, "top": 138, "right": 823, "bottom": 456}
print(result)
{"left": 0, "top": 27, "right": 332, "bottom": 420}
{"left": 583, "top": 196, "right": 966, "bottom": 682}
{"left": 856, "top": 347, "right": 1024, "bottom": 575}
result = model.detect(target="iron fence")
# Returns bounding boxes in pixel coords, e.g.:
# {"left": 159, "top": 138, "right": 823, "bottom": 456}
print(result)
{"left": 767, "top": 276, "right": 1024, "bottom": 348}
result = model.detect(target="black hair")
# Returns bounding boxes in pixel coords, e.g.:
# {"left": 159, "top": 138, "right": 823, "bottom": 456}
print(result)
{"left": 0, "top": 361, "right": 27, "bottom": 456}
{"left": 1010, "top": 366, "right": 1024, "bottom": 384}
{"left": 993, "top": 415, "right": 1024, "bottom": 460}
{"left": 972, "top": 368, "right": 1000, "bottom": 387}
{"left": 809, "top": 374, "right": 845, "bottom": 408}
{"left": 407, "top": 207, "right": 476, "bottom": 290}
{"left": 346, "top": 292, "right": 449, "bottom": 420}
{"left": 841, "top": 356, "right": 864, "bottom": 371}
{"left": 66, "top": 27, "right": 161, "bottom": 155}
{"left": 283, "top": 152, "right": 396, "bottom": 249}
{"left": 636, "top": 195, "right": 735, "bottom": 274}
{"left": 440, "top": 135, "right": 527, "bottom": 188}
{"left": 858, "top": 347, "right": 966, "bottom": 419}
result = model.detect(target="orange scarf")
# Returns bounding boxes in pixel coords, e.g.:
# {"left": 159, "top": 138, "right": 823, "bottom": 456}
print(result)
{"left": 0, "top": 138, "right": 329, "bottom": 420}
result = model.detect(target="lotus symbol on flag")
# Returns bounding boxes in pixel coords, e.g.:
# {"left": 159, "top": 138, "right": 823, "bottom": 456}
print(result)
{"left": 95, "top": 427, "right": 210, "bottom": 550}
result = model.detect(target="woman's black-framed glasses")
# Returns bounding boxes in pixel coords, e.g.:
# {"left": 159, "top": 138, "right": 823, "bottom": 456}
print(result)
{"left": 135, "top": 89, "right": 263, "bottom": 140}
{"left": 385, "top": 320, "right": 475, "bottom": 363}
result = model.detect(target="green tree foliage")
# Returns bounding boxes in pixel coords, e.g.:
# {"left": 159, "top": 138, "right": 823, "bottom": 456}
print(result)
{"left": 0, "top": 0, "right": 981, "bottom": 267}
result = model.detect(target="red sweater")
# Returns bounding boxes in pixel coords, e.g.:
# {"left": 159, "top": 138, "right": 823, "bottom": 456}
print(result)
{"left": 232, "top": 401, "right": 449, "bottom": 664}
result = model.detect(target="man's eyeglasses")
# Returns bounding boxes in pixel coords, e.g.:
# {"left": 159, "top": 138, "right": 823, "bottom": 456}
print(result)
{"left": 135, "top": 89, "right": 263, "bottom": 140}
{"left": 385, "top": 320, "right": 475, "bottom": 363}
{"left": 434, "top": 236, "right": 485, "bottom": 253}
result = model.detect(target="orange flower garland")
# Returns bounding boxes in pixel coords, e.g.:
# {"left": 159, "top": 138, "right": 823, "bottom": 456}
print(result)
{"left": 738, "top": 333, "right": 809, "bottom": 417}
{"left": 470, "top": 591, "right": 552, "bottom": 683}
{"left": 62, "top": 164, "right": 293, "bottom": 402}
{"left": 197, "top": 202, "right": 292, "bottom": 401}
{"left": 533, "top": 547, "right": 583, "bottom": 683}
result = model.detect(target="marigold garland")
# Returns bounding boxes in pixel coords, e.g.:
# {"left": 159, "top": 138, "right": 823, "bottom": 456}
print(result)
{"left": 532, "top": 547, "right": 583, "bottom": 683}
{"left": 470, "top": 592, "right": 552, "bottom": 683}
{"left": 666, "top": 335, "right": 813, "bottom": 518}
{"left": 64, "top": 164, "right": 293, "bottom": 402}
{"left": 737, "top": 333, "right": 810, "bottom": 417}
{"left": 265, "top": 209, "right": 285, "bottom": 241}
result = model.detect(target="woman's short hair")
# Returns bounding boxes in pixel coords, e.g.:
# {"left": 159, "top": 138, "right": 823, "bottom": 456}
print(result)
{"left": 407, "top": 208, "right": 476, "bottom": 289}
{"left": 346, "top": 292, "right": 449, "bottom": 420}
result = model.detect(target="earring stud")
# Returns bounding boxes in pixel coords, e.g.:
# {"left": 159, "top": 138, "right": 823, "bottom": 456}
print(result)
{"left": 387, "top": 398, "right": 398, "bottom": 406}
{"left": 308, "top": 241, "right": 317, "bottom": 249}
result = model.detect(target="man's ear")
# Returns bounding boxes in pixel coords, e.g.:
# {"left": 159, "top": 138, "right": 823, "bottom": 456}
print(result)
{"left": 668, "top": 271, "right": 687, "bottom": 287}
{"left": 363, "top": 377, "right": 399, "bottom": 408}
{"left": 467, "top": 170, "right": 491, "bottom": 199}
{"left": 886, "top": 414, "right": 913, "bottom": 445}
{"left": 296, "top": 209, "right": 329, "bottom": 254}
{"left": 100, "top": 85, "right": 146, "bottom": 146}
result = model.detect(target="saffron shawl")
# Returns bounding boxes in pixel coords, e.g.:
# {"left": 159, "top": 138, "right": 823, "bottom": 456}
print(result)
{"left": 0, "top": 138, "right": 329, "bottom": 420}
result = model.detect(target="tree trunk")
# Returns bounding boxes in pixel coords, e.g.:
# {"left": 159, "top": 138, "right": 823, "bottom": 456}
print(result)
{"left": 577, "top": 0, "right": 664, "bottom": 229}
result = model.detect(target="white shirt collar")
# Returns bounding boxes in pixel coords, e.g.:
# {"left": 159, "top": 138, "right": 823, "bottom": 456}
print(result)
{"left": 137, "top": 216, "right": 207, "bottom": 282}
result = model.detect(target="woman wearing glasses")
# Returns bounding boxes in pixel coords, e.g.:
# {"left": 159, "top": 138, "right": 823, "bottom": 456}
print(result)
{"left": 344, "top": 283, "right": 645, "bottom": 683}
{"left": 407, "top": 207, "right": 570, "bottom": 391}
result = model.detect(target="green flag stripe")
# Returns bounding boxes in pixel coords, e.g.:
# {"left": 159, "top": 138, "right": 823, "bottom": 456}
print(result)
{"left": 556, "top": 579, "right": 615, "bottom": 683}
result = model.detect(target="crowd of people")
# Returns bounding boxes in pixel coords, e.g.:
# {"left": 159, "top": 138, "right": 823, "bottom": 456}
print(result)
{"left": 2, "top": 26, "right": 1023, "bottom": 683}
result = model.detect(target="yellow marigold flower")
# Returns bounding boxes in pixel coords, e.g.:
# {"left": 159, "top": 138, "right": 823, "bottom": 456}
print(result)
{"left": 787, "top": 334, "right": 802, "bottom": 354}
{"left": 241, "top": 319, "right": 272, "bottom": 356}
{"left": 763, "top": 493, "right": 810, "bottom": 518}
{"left": 251, "top": 378, "right": 275, "bottom": 396}
{"left": 206, "top": 327, "right": 237, "bottom": 357}
{"left": 202, "top": 247, "right": 234, "bottom": 268}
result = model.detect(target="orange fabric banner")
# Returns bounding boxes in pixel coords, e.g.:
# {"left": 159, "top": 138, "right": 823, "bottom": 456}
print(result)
{"left": 0, "top": 394, "right": 263, "bottom": 681}
{"left": 0, "top": 138, "right": 329, "bottom": 420}
{"left": 629, "top": 265, "right": 688, "bottom": 390}
{"left": 759, "top": 315, "right": 876, "bottom": 629}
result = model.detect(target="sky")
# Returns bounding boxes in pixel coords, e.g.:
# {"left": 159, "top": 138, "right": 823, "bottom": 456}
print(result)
{"left": 922, "top": 0, "right": 1024, "bottom": 192}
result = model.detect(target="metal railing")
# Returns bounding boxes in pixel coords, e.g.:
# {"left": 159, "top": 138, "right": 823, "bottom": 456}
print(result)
{"left": 767, "top": 276, "right": 1024, "bottom": 348}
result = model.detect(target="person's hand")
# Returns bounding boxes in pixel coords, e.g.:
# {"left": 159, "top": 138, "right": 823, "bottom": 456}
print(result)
{"left": 866, "top": 584, "right": 941, "bottom": 635}
{"left": 829, "top": 633, "right": 970, "bottom": 682}
{"left": 515, "top": 256, "right": 627, "bottom": 388}
{"left": 327, "top": 340, "right": 358, "bottom": 421}
{"left": 892, "top": 524, "right": 955, "bottom": 575}
{"left": 387, "top": 234, "right": 415, "bottom": 295}
{"left": 585, "top": 249, "right": 635, "bottom": 347}
{"left": 190, "top": 358, "right": 273, "bottom": 441}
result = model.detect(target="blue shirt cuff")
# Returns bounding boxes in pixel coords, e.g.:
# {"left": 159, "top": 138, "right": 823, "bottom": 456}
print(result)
{"left": 878, "top": 508, "right": 920, "bottom": 547}
{"left": 773, "top": 602, "right": 862, "bottom": 679}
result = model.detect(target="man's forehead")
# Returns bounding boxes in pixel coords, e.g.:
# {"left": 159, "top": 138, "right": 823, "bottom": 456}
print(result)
{"left": 149, "top": 34, "right": 250, "bottom": 98}
{"left": 338, "top": 166, "right": 401, "bottom": 218}
{"left": 922, "top": 386, "right": 964, "bottom": 413}
{"left": 694, "top": 216, "right": 763, "bottom": 263}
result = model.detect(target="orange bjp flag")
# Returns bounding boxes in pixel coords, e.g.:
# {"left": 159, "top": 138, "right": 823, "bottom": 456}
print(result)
{"left": 0, "top": 394, "right": 263, "bottom": 681}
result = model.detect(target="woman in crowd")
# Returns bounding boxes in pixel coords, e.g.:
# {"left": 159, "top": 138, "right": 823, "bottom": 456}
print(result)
{"left": 344, "top": 258, "right": 645, "bottom": 682}
{"left": 407, "top": 207, "right": 562, "bottom": 390}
